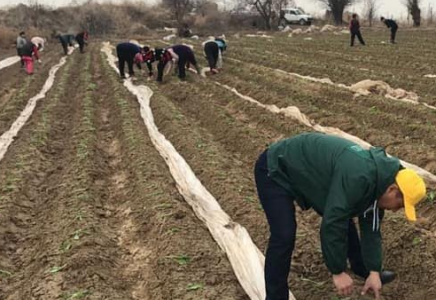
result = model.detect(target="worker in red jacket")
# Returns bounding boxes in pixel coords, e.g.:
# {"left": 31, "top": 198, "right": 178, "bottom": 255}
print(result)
{"left": 350, "top": 13, "right": 365, "bottom": 47}
{"left": 20, "top": 41, "right": 41, "bottom": 75}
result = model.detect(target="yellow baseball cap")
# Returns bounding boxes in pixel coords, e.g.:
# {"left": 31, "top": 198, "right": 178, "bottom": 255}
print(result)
{"left": 395, "top": 169, "right": 426, "bottom": 222}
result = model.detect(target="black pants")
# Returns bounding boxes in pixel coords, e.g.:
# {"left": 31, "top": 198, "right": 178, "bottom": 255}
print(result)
{"left": 254, "top": 150, "right": 368, "bottom": 300}
{"left": 117, "top": 50, "right": 134, "bottom": 78}
{"left": 204, "top": 41, "right": 219, "bottom": 70}
{"left": 77, "top": 40, "right": 85, "bottom": 53}
{"left": 391, "top": 27, "right": 398, "bottom": 43}
{"left": 351, "top": 30, "right": 365, "bottom": 46}
{"left": 17, "top": 48, "right": 24, "bottom": 67}
{"left": 157, "top": 54, "right": 198, "bottom": 82}
{"left": 61, "top": 42, "right": 69, "bottom": 55}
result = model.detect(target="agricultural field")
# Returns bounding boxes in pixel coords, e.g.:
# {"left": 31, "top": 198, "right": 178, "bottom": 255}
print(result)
{"left": 0, "top": 28, "right": 436, "bottom": 300}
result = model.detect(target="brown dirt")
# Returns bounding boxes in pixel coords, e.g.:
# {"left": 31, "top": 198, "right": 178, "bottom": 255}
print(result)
{"left": 0, "top": 44, "right": 246, "bottom": 300}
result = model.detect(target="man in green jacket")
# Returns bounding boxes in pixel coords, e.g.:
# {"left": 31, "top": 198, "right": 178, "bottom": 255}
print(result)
{"left": 254, "top": 132, "right": 427, "bottom": 300}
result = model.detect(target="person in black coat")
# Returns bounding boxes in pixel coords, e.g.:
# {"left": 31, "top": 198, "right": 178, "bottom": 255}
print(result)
{"left": 116, "top": 42, "right": 150, "bottom": 79}
{"left": 381, "top": 17, "right": 399, "bottom": 44}
{"left": 57, "top": 34, "right": 75, "bottom": 55}
{"left": 349, "top": 14, "right": 365, "bottom": 47}
{"left": 154, "top": 45, "right": 200, "bottom": 82}
{"left": 75, "top": 31, "right": 88, "bottom": 53}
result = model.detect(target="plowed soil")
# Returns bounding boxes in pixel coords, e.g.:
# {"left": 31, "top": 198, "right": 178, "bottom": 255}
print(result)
{"left": 1, "top": 29, "right": 436, "bottom": 300}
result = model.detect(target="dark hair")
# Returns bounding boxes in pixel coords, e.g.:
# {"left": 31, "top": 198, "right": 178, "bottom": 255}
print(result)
{"left": 142, "top": 46, "right": 150, "bottom": 52}
{"left": 352, "top": 13, "right": 357, "bottom": 18}
{"left": 380, "top": 16, "right": 385, "bottom": 21}
{"left": 19, "top": 31, "right": 25, "bottom": 36}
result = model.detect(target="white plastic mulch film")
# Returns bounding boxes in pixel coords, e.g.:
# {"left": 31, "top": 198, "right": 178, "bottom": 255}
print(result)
{"left": 0, "top": 56, "right": 20, "bottom": 71}
{"left": 212, "top": 81, "right": 436, "bottom": 184}
{"left": 0, "top": 50, "right": 74, "bottom": 162}
{"left": 101, "top": 42, "right": 296, "bottom": 300}
{"left": 227, "top": 57, "right": 436, "bottom": 112}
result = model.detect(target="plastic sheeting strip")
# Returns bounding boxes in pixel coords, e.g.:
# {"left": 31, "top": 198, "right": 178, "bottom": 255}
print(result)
{"left": 213, "top": 81, "right": 436, "bottom": 184}
{"left": 101, "top": 42, "right": 296, "bottom": 300}
{"left": 227, "top": 57, "right": 436, "bottom": 112}
{"left": 0, "top": 56, "right": 20, "bottom": 71}
{"left": 0, "top": 50, "right": 75, "bottom": 162}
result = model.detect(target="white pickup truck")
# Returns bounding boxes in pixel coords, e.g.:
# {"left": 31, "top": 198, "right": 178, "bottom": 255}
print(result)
{"left": 280, "top": 8, "right": 313, "bottom": 26}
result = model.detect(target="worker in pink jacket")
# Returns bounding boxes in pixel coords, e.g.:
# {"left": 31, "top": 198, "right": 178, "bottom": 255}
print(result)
{"left": 21, "top": 41, "right": 41, "bottom": 75}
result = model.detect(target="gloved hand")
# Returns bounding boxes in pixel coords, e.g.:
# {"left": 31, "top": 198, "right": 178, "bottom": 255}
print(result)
{"left": 37, "top": 59, "right": 42, "bottom": 63}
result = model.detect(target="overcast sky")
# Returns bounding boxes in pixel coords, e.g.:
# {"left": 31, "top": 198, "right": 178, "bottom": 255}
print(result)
{"left": 1, "top": 0, "right": 435, "bottom": 19}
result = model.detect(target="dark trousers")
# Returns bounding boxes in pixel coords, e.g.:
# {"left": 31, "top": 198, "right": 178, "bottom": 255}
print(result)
{"left": 117, "top": 51, "right": 134, "bottom": 78}
{"left": 61, "top": 42, "right": 68, "bottom": 55}
{"left": 391, "top": 27, "right": 398, "bottom": 43}
{"left": 351, "top": 30, "right": 365, "bottom": 46}
{"left": 77, "top": 40, "right": 85, "bottom": 53}
{"left": 177, "top": 52, "right": 198, "bottom": 80}
{"left": 17, "top": 48, "right": 24, "bottom": 67}
{"left": 254, "top": 150, "right": 368, "bottom": 300}
{"left": 204, "top": 41, "right": 219, "bottom": 70}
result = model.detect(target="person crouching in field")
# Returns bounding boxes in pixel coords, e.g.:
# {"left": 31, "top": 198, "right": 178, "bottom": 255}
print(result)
{"left": 75, "top": 31, "right": 89, "bottom": 53}
{"left": 31, "top": 36, "right": 46, "bottom": 52}
{"left": 350, "top": 13, "right": 365, "bottom": 47}
{"left": 116, "top": 42, "right": 150, "bottom": 79}
{"left": 16, "top": 31, "right": 27, "bottom": 68}
{"left": 202, "top": 37, "right": 227, "bottom": 74}
{"left": 255, "top": 132, "right": 426, "bottom": 300}
{"left": 381, "top": 17, "right": 399, "bottom": 44}
{"left": 21, "top": 41, "right": 41, "bottom": 75}
{"left": 57, "top": 34, "right": 75, "bottom": 55}
{"left": 155, "top": 45, "right": 200, "bottom": 82}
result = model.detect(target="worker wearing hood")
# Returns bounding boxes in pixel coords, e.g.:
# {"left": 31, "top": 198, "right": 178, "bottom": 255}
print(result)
{"left": 255, "top": 132, "right": 426, "bottom": 300}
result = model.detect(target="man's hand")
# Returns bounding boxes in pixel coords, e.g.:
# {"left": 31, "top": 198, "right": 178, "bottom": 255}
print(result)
{"left": 362, "top": 271, "right": 382, "bottom": 299}
{"left": 37, "top": 59, "right": 42, "bottom": 63}
{"left": 333, "top": 272, "right": 354, "bottom": 296}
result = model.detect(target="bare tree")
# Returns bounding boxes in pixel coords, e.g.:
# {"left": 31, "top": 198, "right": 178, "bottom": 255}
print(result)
{"left": 245, "top": 0, "right": 274, "bottom": 29}
{"left": 162, "top": 0, "right": 193, "bottom": 25}
{"left": 245, "top": 0, "right": 295, "bottom": 29}
{"left": 27, "top": 0, "right": 44, "bottom": 28}
{"left": 318, "top": 0, "right": 357, "bottom": 25}
{"left": 363, "top": 0, "right": 378, "bottom": 27}
{"left": 403, "top": 0, "right": 421, "bottom": 26}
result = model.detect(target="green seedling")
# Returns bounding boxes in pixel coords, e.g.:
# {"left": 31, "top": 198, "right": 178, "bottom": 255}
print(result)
{"left": 47, "top": 264, "right": 67, "bottom": 274}
{"left": 300, "top": 277, "right": 326, "bottom": 288}
{"left": 153, "top": 203, "right": 173, "bottom": 210}
{"left": 166, "top": 227, "right": 181, "bottom": 235}
{"left": 412, "top": 237, "right": 422, "bottom": 245}
{"left": 244, "top": 196, "right": 256, "bottom": 203}
{"left": 186, "top": 283, "right": 203, "bottom": 291}
{"left": 167, "top": 254, "right": 191, "bottom": 265}
{"left": 71, "top": 229, "right": 88, "bottom": 241}
{"left": 62, "top": 290, "right": 90, "bottom": 300}
{"left": 0, "top": 269, "right": 13, "bottom": 277}
{"left": 427, "top": 191, "right": 435, "bottom": 204}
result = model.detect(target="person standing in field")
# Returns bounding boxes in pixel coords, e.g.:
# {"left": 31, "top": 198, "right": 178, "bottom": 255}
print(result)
{"left": 154, "top": 45, "right": 200, "bottom": 82}
{"left": 202, "top": 37, "right": 227, "bottom": 74}
{"left": 16, "top": 31, "right": 27, "bottom": 68}
{"left": 75, "top": 30, "right": 88, "bottom": 53}
{"left": 20, "top": 40, "right": 41, "bottom": 75}
{"left": 381, "top": 17, "right": 399, "bottom": 44}
{"left": 350, "top": 13, "right": 365, "bottom": 47}
{"left": 254, "top": 132, "right": 426, "bottom": 300}
{"left": 115, "top": 42, "right": 149, "bottom": 79}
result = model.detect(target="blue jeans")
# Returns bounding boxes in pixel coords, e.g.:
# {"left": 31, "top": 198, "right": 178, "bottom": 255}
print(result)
{"left": 254, "top": 150, "right": 368, "bottom": 300}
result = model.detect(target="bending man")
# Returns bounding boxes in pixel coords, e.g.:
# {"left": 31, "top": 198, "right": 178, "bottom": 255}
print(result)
{"left": 254, "top": 132, "right": 426, "bottom": 300}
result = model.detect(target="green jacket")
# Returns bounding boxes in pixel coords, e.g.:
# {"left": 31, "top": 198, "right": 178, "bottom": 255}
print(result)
{"left": 267, "top": 133, "right": 401, "bottom": 274}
